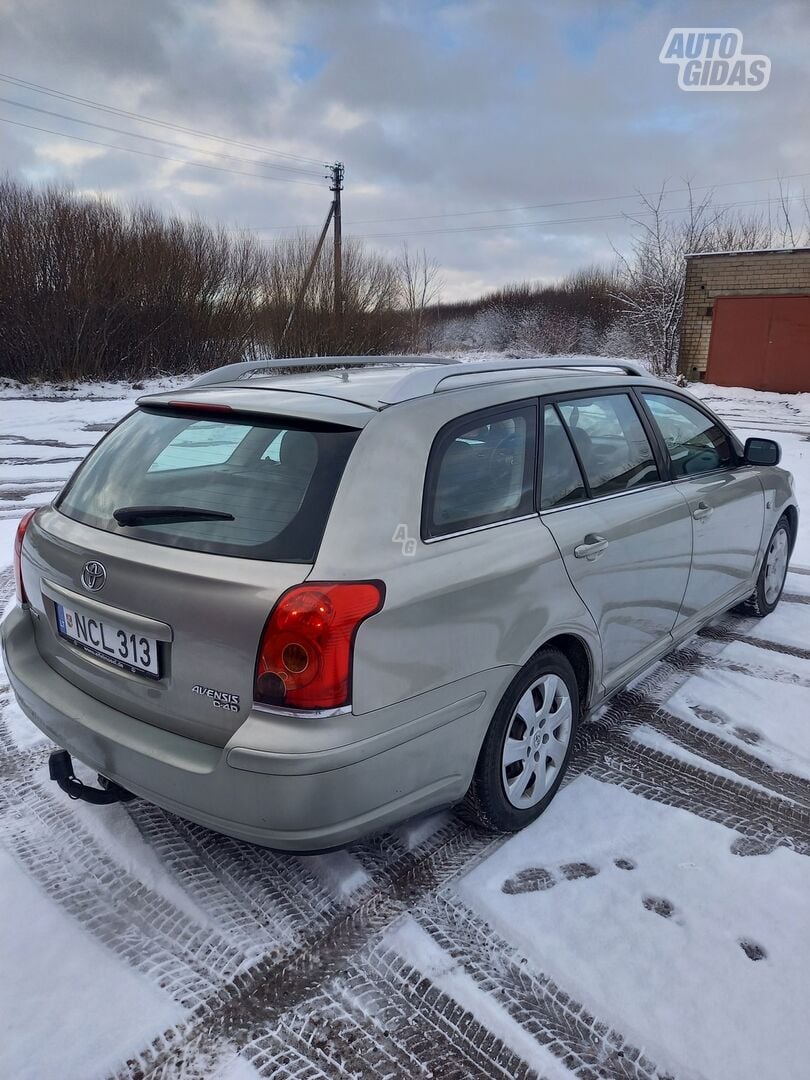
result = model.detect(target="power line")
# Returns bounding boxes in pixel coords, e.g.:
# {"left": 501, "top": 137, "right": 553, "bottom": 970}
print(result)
{"left": 0, "top": 115, "right": 326, "bottom": 187}
{"left": 348, "top": 193, "right": 807, "bottom": 240}
{"left": 0, "top": 95, "right": 325, "bottom": 180}
{"left": 351, "top": 171, "right": 810, "bottom": 225}
{"left": 240, "top": 170, "right": 810, "bottom": 232}
{"left": 230, "top": 191, "right": 807, "bottom": 242}
{"left": 0, "top": 70, "right": 329, "bottom": 168}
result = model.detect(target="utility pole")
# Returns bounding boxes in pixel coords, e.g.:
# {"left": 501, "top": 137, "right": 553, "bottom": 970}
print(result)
{"left": 279, "top": 201, "right": 334, "bottom": 348}
{"left": 279, "top": 160, "right": 344, "bottom": 353}
{"left": 330, "top": 161, "right": 344, "bottom": 328}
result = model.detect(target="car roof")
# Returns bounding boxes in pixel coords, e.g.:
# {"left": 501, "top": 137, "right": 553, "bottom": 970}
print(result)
{"left": 139, "top": 358, "right": 672, "bottom": 423}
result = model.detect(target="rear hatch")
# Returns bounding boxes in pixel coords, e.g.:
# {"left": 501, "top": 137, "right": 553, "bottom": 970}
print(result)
{"left": 19, "top": 397, "right": 363, "bottom": 746}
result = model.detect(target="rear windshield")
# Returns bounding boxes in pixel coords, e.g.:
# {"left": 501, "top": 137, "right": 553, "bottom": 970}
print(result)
{"left": 57, "top": 408, "right": 359, "bottom": 563}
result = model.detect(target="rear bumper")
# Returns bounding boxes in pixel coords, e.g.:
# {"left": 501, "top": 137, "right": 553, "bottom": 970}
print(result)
{"left": 1, "top": 605, "right": 506, "bottom": 851}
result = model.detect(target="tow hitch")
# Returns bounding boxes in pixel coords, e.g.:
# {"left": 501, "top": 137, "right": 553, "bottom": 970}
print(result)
{"left": 48, "top": 749, "right": 137, "bottom": 805}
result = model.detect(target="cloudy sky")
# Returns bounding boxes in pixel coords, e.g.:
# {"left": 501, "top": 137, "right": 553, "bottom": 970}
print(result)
{"left": 0, "top": 0, "right": 808, "bottom": 299}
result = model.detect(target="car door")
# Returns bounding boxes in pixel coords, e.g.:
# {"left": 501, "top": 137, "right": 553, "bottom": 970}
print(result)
{"left": 638, "top": 390, "right": 766, "bottom": 629}
{"left": 539, "top": 392, "right": 693, "bottom": 691}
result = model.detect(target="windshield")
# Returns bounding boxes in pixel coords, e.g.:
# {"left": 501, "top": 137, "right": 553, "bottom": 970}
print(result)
{"left": 57, "top": 407, "right": 359, "bottom": 563}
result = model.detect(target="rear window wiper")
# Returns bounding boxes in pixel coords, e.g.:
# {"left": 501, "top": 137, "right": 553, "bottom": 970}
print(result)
{"left": 113, "top": 505, "right": 235, "bottom": 526}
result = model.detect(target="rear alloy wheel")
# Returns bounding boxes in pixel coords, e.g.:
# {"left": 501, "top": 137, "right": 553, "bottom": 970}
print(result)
{"left": 464, "top": 649, "right": 579, "bottom": 832}
{"left": 740, "top": 516, "right": 790, "bottom": 617}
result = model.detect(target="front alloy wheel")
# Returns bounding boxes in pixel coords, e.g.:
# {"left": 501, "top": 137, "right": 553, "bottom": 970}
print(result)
{"left": 740, "top": 515, "right": 791, "bottom": 617}
{"left": 764, "top": 526, "right": 789, "bottom": 605}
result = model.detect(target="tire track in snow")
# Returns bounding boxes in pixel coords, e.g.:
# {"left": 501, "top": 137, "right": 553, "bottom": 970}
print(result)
{"left": 698, "top": 622, "right": 810, "bottom": 662}
{"left": 783, "top": 591, "right": 810, "bottom": 606}
{"left": 419, "top": 893, "right": 669, "bottom": 1080}
{"left": 588, "top": 735, "right": 810, "bottom": 855}
{"left": 702, "top": 651, "right": 810, "bottom": 689}
{"left": 244, "top": 949, "right": 538, "bottom": 1079}
{"left": 127, "top": 801, "right": 336, "bottom": 960}
{"left": 113, "top": 821, "right": 503, "bottom": 1079}
{"left": 568, "top": 628, "right": 810, "bottom": 852}
{"left": 623, "top": 697, "right": 810, "bottom": 809}
{"left": 0, "top": 785, "right": 241, "bottom": 1010}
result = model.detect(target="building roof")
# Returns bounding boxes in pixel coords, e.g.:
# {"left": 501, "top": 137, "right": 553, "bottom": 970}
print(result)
{"left": 685, "top": 246, "right": 810, "bottom": 259}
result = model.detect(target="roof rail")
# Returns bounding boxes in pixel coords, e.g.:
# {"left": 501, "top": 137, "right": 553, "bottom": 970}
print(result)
{"left": 378, "top": 357, "right": 648, "bottom": 404}
{"left": 189, "top": 355, "right": 461, "bottom": 388}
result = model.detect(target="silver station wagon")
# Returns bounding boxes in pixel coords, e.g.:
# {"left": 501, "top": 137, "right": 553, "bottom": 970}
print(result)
{"left": 2, "top": 357, "right": 798, "bottom": 850}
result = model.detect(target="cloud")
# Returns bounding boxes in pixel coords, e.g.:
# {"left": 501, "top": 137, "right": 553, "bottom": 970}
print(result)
{"left": 0, "top": 0, "right": 807, "bottom": 300}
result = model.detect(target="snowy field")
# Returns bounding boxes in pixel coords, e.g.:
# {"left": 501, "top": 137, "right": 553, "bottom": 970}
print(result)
{"left": 1, "top": 368, "right": 809, "bottom": 1080}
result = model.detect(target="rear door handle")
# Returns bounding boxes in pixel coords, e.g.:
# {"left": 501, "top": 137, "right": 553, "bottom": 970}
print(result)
{"left": 574, "top": 534, "right": 609, "bottom": 560}
{"left": 692, "top": 501, "right": 713, "bottom": 521}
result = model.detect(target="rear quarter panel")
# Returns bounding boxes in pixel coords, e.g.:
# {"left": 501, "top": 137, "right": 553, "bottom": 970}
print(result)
{"left": 312, "top": 398, "right": 602, "bottom": 716}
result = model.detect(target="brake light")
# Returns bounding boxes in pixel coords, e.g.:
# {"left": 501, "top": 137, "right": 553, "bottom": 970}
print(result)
{"left": 14, "top": 509, "right": 36, "bottom": 605}
{"left": 254, "top": 581, "right": 385, "bottom": 711}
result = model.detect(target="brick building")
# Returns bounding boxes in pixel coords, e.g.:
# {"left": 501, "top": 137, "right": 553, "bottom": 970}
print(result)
{"left": 678, "top": 247, "right": 810, "bottom": 392}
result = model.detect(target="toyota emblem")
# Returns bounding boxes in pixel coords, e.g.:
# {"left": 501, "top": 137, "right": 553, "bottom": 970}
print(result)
{"left": 81, "top": 561, "right": 107, "bottom": 592}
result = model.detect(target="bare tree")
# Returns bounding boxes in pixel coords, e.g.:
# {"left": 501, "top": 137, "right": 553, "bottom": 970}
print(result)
{"left": 610, "top": 183, "right": 724, "bottom": 374}
{"left": 609, "top": 182, "right": 806, "bottom": 375}
{"left": 257, "top": 232, "right": 403, "bottom": 358}
{"left": 771, "top": 176, "right": 809, "bottom": 248}
{"left": 0, "top": 178, "right": 267, "bottom": 382}
{"left": 397, "top": 244, "right": 443, "bottom": 352}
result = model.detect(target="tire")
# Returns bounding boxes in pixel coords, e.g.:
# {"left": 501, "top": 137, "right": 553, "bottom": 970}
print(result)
{"left": 464, "top": 648, "right": 580, "bottom": 833}
{"left": 739, "top": 515, "right": 791, "bottom": 618}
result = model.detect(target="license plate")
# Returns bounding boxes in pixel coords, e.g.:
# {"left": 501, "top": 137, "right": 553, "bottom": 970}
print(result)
{"left": 55, "top": 602, "right": 160, "bottom": 678}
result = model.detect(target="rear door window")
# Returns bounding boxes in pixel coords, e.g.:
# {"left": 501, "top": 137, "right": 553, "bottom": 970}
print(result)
{"left": 424, "top": 404, "right": 537, "bottom": 538}
{"left": 557, "top": 393, "right": 659, "bottom": 497}
{"left": 540, "top": 405, "right": 587, "bottom": 510}
{"left": 58, "top": 408, "right": 359, "bottom": 563}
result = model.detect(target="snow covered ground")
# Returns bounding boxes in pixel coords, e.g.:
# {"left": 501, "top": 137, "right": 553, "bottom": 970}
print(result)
{"left": 1, "top": 367, "right": 809, "bottom": 1079}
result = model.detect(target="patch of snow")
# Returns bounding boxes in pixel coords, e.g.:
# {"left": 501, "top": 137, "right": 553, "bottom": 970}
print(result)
{"left": 298, "top": 849, "right": 370, "bottom": 900}
{"left": 744, "top": 603, "right": 810, "bottom": 650}
{"left": 0, "top": 376, "right": 186, "bottom": 400}
{"left": 2, "top": 697, "right": 48, "bottom": 751}
{"left": 457, "top": 777, "right": 810, "bottom": 1080}
{"left": 0, "top": 517, "right": 20, "bottom": 572}
{"left": 395, "top": 809, "right": 452, "bottom": 851}
{"left": 0, "top": 848, "right": 183, "bottom": 1080}
{"left": 690, "top": 382, "right": 810, "bottom": 415}
{"left": 666, "top": 665, "right": 810, "bottom": 780}
{"left": 48, "top": 761, "right": 220, "bottom": 929}
{"left": 785, "top": 570, "right": 810, "bottom": 596}
{"left": 719, "top": 635, "right": 810, "bottom": 680}
{"left": 210, "top": 1049, "right": 263, "bottom": 1079}
{"left": 685, "top": 247, "right": 810, "bottom": 259}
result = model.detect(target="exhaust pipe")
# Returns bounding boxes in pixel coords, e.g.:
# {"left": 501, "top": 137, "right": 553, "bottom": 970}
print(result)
{"left": 48, "top": 749, "right": 137, "bottom": 805}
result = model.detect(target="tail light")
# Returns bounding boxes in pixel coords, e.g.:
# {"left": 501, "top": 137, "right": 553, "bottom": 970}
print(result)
{"left": 254, "top": 581, "right": 385, "bottom": 712}
{"left": 14, "top": 509, "right": 36, "bottom": 605}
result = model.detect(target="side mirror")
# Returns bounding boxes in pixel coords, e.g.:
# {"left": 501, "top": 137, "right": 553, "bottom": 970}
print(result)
{"left": 744, "top": 437, "right": 781, "bottom": 467}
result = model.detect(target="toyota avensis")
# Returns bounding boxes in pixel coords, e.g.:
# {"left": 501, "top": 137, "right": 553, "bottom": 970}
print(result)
{"left": 2, "top": 357, "right": 798, "bottom": 850}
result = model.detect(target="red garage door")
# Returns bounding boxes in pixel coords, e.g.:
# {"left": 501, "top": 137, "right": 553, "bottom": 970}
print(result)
{"left": 706, "top": 295, "right": 810, "bottom": 393}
